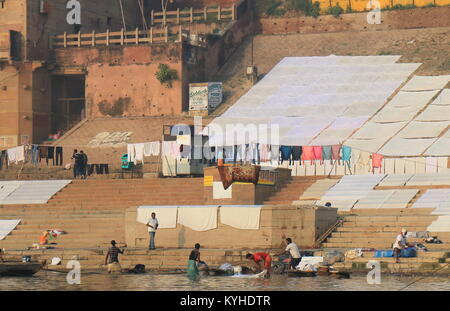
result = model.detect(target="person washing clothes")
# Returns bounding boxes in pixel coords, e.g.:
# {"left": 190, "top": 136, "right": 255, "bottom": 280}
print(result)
{"left": 187, "top": 243, "right": 202, "bottom": 279}
{"left": 146, "top": 212, "right": 158, "bottom": 250}
{"left": 393, "top": 228, "right": 413, "bottom": 263}
{"left": 246, "top": 252, "right": 272, "bottom": 278}
{"left": 105, "top": 240, "right": 125, "bottom": 273}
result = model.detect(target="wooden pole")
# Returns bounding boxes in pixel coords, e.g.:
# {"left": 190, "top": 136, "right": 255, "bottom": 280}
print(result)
{"left": 135, "top": 28, "right": 139, "bottom": 44}
{"left": 106, "top": 29, "right": 110, "bottom": 46}
{"left": 150, "top": 27, "right": 153, "bottom": 44}
{"left": 63, "top": 32, "right": 67, "bottom": 48}
{"left": 177, "top": 8, "right": 180, "bottom": 24}
{"left": 178, "top": 25, "right": 182, "bottom": 42}
{"left": 120, "top": 28, "right": 124, "bottom": 45}
{"left": 218, "top": 6, "right": 221, "bottom": 21}
{"left": 204, "top": 7, "right": 207, "bottom": 21}
{"left": 151, "top": 10, "right": 154, "bottom": 26}
{"left": 165, "top": 26, "right": 168, "bottom": 43}
{"left": 77, "top": 31, "right": 81, "bottom": 47}
{"left": 92, "top": 30, "right": 95, "bottom": 46}
{"left": 190, "top": 7, "right": 193, "bottom": 23}
{"left": 232, "top": 4, "right": 236, "bottom": 20}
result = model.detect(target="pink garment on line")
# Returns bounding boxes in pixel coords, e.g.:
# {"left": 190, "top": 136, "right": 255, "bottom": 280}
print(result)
{"left": 313, "top": 146, "right": 323, "bottom": 163}
{"left": 331, "top": 144, "right": 341, "bottom": 164}
{"left": 301, "top": 146, "right": 314, "bottom": 164}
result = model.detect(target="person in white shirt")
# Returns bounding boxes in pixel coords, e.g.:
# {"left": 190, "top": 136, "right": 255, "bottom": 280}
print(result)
{"left": 146, "top": 212, "right": 159, "bottom": 250}
{"left": 284, "top": 238, "right": 301, "bottom": 270}
{"left": 393, "top": 228, "right": 410, "bottom": 263}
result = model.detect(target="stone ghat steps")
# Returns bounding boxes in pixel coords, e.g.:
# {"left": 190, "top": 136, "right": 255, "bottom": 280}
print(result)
{"left": 263, "top": 177, "right": 326, "bottom": 204}
{"left": 331, "top": 231, "right": 450, "bottom": 238}
{"left": 2, "top": 248, "right": 263, "bottom": 271}
{"left": 323, "top": 242, "right": 450, "bottom": 249}
{"left": 336, "top": 226, "right": 430, "bottom": 232}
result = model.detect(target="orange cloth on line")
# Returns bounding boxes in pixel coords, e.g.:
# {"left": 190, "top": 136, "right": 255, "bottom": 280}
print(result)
{"left": 313, "top": 146, "right": 323, "bottom": 163}
{"left": 372, "top": 153, "right": 383, "bottom": 168}
{"left": 301, "top": 146, "right": 315, "bottom": 164}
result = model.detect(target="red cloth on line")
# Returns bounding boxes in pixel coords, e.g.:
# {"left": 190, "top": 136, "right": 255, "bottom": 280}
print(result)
{"left": 372, "top": 153, "right": 383, "bottom": 168}
{"left": 301, "top": 146, "right": 314, "bottom": 164}
{"left": 313, "top": 146, "right": 323, "bottom": 163}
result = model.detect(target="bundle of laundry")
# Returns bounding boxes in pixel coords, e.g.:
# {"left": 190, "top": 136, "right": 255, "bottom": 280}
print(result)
{"left": 217, "top": 164, "right": 261, "bottom": 190}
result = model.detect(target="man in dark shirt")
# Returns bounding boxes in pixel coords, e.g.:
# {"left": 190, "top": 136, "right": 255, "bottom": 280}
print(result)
{"left": 105, "top": 240, "right": 124, "bottom": 273}
{"left": 79, "top": 150, "right": 88, "bottom": 179}
{"left": 71, "top": 149, "right": 79, "bottom": 178}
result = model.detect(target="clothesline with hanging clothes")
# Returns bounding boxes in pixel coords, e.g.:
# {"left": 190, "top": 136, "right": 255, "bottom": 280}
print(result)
{"left": 0, "top": 144, "right": 65, "bottom": 169}
{"left": 127, "top": 141, "right": 161, "bottom": 164}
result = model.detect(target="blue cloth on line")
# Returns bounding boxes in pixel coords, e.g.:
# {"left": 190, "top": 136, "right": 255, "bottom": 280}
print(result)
{"left": 342, "top": 145, "right": 352, "bottom": 161}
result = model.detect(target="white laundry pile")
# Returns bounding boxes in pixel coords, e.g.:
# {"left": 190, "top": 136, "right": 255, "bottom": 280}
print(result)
{"left": 177, "top": 206, "right": 218, "bottom": 231}
{"left": 137, "top": 206, "right": 178, "bottom": 229}
{"left": 219, "top": 205, "right": 262, "bottom": 230}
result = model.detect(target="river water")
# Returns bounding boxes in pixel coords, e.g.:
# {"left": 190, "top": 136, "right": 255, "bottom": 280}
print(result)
{"left": 0, "top": 271, "right": 449, "bottom": 291}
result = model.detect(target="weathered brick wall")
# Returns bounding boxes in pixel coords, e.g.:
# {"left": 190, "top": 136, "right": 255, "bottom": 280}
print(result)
{"left": 259, "top": 6, "right": 450, "bottom": 35}
{"left": 52, "top": 43, "right": 184, "bottom": 118}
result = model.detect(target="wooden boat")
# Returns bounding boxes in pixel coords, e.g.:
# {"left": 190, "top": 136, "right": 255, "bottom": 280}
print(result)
{"left": 0, "top": 261, "right": 43, "bottom": 277}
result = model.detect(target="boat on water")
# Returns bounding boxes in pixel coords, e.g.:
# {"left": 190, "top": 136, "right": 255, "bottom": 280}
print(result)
{"left": 0, "top": 261, "right": 43, "bottom": 277}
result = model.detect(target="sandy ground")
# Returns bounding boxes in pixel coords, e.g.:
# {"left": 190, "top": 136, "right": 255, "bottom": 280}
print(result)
{"left": 213, "top": 26, "right": 450, "bottom": 115}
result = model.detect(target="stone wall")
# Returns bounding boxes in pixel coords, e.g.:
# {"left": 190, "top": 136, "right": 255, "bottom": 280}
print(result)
{"left": 259, "top": 7, "right": 450, "bottom": 35}
{"left": 125, "top": 204, "right": 338, "bottom": 249}
{"left": 52, "top": 43, "right": 184, "bottom": 118}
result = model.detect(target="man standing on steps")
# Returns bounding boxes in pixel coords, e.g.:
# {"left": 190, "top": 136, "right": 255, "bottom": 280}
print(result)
{"left": 146, "top": 212, "right": 159, "bottom": 250}
{"left": 79, "top": 150, "right": 88, "bottom": 179}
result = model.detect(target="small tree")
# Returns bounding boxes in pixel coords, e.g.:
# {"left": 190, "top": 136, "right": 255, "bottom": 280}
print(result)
{"left": 155, "top": 64, "right": 178, "bottom": 88}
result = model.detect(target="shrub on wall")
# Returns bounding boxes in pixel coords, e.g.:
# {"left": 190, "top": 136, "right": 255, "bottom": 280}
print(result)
{"left": 326, "top": 3, "right": 344, "bottom": 17}
{"left": 307, "top": 1, "right": 321, "bottom": 17}
{"left": 155, "top": 64, "right": 178, "bottom": 88}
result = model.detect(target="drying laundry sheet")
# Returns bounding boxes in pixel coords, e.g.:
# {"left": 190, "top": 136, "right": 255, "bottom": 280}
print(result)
{"left": 0, "top": 219, "right": 21, "bottom": 240}
{"left": 353, "top": 190, "right": 395, "bottom": 209}
{"left": 177, "top": 206, "right": 218, "bottom": 231}
{"left": 406, "top": 173, "right": 450, "bottom": 186}
{"left": 378, "top": 137, "right": 437, "bottom": 156}
{"left": 205, "top": 56, "right": 419, "bottom": 146}
{"left": 412, "top": 189, "right": 450, "bottom": 209}
{"left": 388, "top": 90, "right": 439, "bottom": 108}
{"left": 0, "top": 180, "right": 72, "bottom": 205}
{"left": 401, "top": 75, "right": 450, "bottom": 91}
{"left": 350, "top": 121, "right": 407, "bottom": 140}
{"left": 378, "top": 174, "right": 414, "bottom": 187}
{"left": 136, "top": 206, "right": 178, "bottom": 229}
{"left": 381, "top": 189, "right": 418, "bottom": 208}
{"left": 425, "top": 136, "right": 450, "bottom": 156}
{"left": 219, "top": 205, "right": 262, "bottom": 230}
{"left": 427, "top": 216, "right": 450, "bottom": 232}
{"left": 432, "top": 89, "right": 450, "bottom": 106}
{"left": 345, "top": 138, "right": 387, "bottom": 154}
{"left": 397, "top": 121, "right": 449, "bottom": 138}
{"left": 416, "top": 105, "right": 450, "bottom": 122}
{"left": 372, "top": 106, "right": 423, "bottom": 123}
{"left": 0, "top": 181, "right": 24, "bottom": 202}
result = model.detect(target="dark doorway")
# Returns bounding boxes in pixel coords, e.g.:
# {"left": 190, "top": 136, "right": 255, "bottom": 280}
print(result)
{"left": 51, "top": 75, "right": 86, "bottom": 134}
